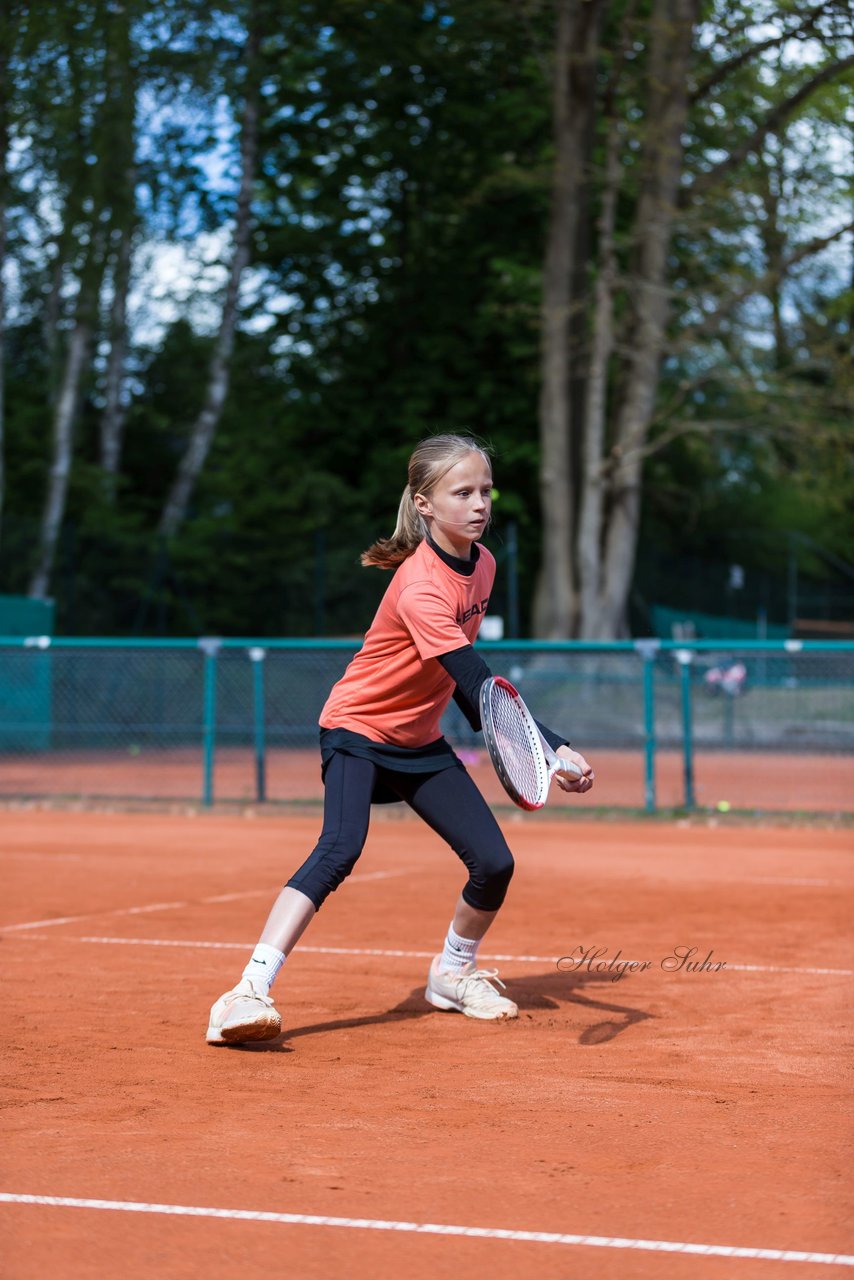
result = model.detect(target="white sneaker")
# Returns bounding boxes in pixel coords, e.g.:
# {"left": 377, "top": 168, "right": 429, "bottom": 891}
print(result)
{"left": 206, "top": 977, "right": 282, "bottom": 1044}
{"left": 424, "top": 956, "right": 518, "bottom": 1021}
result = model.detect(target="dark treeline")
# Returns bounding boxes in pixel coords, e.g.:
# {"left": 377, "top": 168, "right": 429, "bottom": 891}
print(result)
{"left": 1, "top": 0, "right": 852, "bottom": 637}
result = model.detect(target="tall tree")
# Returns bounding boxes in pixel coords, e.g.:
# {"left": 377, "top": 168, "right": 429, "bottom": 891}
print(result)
{"left": 536, "top": 0, "right": 606, "bottom": 641}
{"left": 535, "top": 0, "right": 699, "bottom": 637}
{"left": 99, "top": 0, "right": 137, "bottom": 497}
{"left": 2, "top": 0, "right": 850, "bottom": 635}
{"left": 0, "top": 4, "right": 12, "bottom": 556}
{"left": 534, "top": 0, "right": 854, "bottom": 637}
{"left": 26, "top": 3, "right": 116, "bottom": 598}
{"left": 157, "top": 6, "right": 262, "bottom": 540}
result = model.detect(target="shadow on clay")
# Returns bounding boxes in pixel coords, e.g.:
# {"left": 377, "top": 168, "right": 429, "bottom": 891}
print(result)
{"left": 219, "top": 967, "right": 651, "bottom": 1052}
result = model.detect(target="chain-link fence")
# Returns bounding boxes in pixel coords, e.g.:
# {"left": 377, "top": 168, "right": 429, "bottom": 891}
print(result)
{"left": 1, "top": 637, "right": 851, "bottom": 813}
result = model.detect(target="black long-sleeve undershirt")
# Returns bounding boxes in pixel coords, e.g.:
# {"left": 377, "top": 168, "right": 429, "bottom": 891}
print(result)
{"left": 437, "top": 645, "right": 569, "bottom": 752}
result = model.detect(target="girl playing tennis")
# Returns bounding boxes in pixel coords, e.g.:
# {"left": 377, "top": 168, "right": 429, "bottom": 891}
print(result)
{"left": 207, "top": 434, "right": 594, "bottom": 1044}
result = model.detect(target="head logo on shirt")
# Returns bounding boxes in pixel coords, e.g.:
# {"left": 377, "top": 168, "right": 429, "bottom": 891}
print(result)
{"left": 457, "top": 597, "right": 490, "bottom": 625}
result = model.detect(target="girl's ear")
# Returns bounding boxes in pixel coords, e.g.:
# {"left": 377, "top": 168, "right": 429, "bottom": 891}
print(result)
{"left": 413, "top": 492, "right": 432, "bottom": 517}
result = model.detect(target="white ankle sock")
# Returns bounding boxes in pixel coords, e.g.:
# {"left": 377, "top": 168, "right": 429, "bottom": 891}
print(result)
{"left": 440, "top": 923, "right": 480, "bottom": 972}
{"left": 242, "top": 943, "right": 285, "bottom": 991}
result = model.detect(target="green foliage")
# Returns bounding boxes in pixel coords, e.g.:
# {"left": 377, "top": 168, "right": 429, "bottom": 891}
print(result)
{"left": 0, "top": 0, "right": 851, "bottom": 634}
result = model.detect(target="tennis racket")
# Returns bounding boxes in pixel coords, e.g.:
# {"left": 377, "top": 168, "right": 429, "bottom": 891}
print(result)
{"left": 479, "top": 675, "right": 581, "bottom": 811}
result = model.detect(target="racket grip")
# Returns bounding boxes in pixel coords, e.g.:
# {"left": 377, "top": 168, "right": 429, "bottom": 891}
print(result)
{"left": 540, "top": 730, "right": 585, "bottom": 781}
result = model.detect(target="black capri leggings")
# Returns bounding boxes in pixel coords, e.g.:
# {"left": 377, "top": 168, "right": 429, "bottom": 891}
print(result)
{"left": 286, "top": 751, "right": 515, "bottom": 913}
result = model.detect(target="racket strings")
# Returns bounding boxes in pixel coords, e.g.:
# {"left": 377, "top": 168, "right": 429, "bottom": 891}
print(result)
{"left": 487, "top": 685, "right": 549, "bottom": 807}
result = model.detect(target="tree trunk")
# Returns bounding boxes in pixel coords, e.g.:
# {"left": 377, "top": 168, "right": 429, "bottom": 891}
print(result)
{"left": 533, "top": 0, "right": 603, "bottom": 638}
{"left": 157, "top": 22, "right": 261, "bottom": 541}
{"left": 0, "top": 103, "right": 6, "bottom": 561}
{"left": 99, "top": 0, "right": 136, "bottom": 497}
{"left": 757, "top": 141, "right": 789, "bottom": 371}
{"left": 27, "top": 0, "right": 123, "bottom": 597}
{"left": 533, "top": 0, "right": 577, "bottom": 639}
{"left": 100, "top": 218, "right": 133, "bottom": 493}
{"left": 28, "top": 320, "right": 91, "bottom": 599}
{"left": 575, "top": 1, "right": 635, "bottom": 639}
{"left": 0, "top": 177, "right": 5, "bottom": 557}
{"left": 0, "top": 3, "right": 12, "bottom": 554}
{"left": 592, "top": 0, "right": 698, "bottom": 638}
{"left": 575, "top": 126, "right": 618, "bottom": 638}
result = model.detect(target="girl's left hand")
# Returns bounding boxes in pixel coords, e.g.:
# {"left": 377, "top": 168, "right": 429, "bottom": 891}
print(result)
{"left": 555, "top": 746, "right": 595, "bottom": 794}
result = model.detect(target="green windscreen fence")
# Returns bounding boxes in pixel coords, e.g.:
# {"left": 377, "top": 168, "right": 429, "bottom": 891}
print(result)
{"left": 0, "top": 596, "right": 54, "bottom": 750}
{"left": 649, "top": 605, "right": 789, "bottom": 641}
{"left": 0, "top": 636, "right": 851, "bottom": 813}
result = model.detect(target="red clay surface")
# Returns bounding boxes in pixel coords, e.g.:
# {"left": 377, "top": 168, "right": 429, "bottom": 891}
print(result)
{"left": 1, "top": 745, "right": 852, "bottom": 811}
{"left": 2, "top": 808, "right": 853, "bottom": 1278}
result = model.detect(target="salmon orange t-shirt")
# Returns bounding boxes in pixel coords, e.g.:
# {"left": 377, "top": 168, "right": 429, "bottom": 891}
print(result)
{"left": 320, "top": 539, "right": 495, "bottom": 748}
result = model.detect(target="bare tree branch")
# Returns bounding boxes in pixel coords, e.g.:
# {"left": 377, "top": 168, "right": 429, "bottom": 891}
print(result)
{"left": 690, "top": 1, "right": 837, "bottom": 104}
{"left": 686, "top": 54, "right": 854, "bottom": 201}
{"left": 605, "top": 410, "right": 828, "bottom": 472}
{"left": 673, "top": 218, "right": 854, "bottom": 347}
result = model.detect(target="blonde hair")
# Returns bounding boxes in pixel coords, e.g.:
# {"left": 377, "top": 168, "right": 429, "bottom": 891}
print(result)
{"left": 361, "top": 433, "right": 492, "bottom": 570}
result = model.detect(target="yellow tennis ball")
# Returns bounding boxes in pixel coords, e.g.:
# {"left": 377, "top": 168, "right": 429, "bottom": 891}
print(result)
{"left": 490, "top": 488, "right": 500, "bottom": 501}
{"left": 716, "top": 800, "right": 731, "bottom": 813}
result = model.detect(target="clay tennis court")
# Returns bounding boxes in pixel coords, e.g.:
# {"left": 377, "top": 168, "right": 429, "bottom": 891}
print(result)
{"left": 3, "top": 805, "right": 852, "bottom": 1278}
{"left": 2, "top": 744, "right": 852, "bottom": 812}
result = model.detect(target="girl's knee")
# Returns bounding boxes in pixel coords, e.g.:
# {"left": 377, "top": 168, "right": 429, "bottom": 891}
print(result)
{"left": 464, "top": 847, "right": 515, "bottom": 912}
{"left": 493, "top": 850, "right": 515, "bottom": 901}
{"left": 287, "top": 825, "right": 366, "bottom": 907}
{"left": 491, "top": 848, "right": 515, "bottom": 889}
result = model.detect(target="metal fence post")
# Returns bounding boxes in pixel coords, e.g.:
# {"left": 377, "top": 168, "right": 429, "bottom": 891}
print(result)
{"left": 723, "top": 690, "right": 734, "bottom": 748}
{"left": 675, "top": 648, "right": 696, "bottom": 808}
{"left": 248, "top": 646, "right": 267, "bottom": 803}
{"left": 635, "top": 639, "right": 660, "bottom": 812}
{"left": 198, "top": 638, "right": 221, "bottom": 807}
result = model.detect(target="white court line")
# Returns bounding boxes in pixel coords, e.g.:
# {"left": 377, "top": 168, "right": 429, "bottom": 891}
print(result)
{"left": 0, "top": 869, "right": 411, "bottom": 934}
{"left": 0, "top": 1194, "right": 850, "bottom": 1266}
{"left": 11, "top": 935, "right": 853, "bottom": 976}
{"left": 2, "top": 868, "right": 846, "bottom": 935}
{"left": 0, "top": 901, "right": 190, "bottom": 932}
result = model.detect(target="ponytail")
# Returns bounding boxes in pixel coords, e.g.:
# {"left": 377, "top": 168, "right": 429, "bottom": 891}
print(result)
{"left": 360, "top": 486, "right": 427, "bottom": 569}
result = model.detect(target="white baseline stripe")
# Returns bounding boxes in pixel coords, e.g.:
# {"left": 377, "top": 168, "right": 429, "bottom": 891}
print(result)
{"left": 11, "top": 935, "right": 853, "bottom": 976}
{"left": 0, "top": 869, "right": 411, "bottom": 934}
{"left": 0, "top": 1194, "right": 851, "bottom": 1266}
{"left": 0, "top": 901, "right": 189, "bottom": 932}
